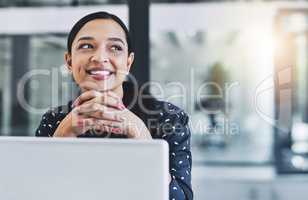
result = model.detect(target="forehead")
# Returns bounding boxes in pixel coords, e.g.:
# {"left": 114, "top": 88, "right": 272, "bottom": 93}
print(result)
{"left": 73, "top": 19, "right": 127, "bottom": 43}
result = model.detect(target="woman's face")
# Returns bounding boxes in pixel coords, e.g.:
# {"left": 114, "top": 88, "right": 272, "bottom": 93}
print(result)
{"left": 65, "top": 19, "right": 134, "bottom": 92}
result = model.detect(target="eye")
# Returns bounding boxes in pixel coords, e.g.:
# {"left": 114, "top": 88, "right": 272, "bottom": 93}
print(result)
{"left": 78, "top": 43, "right": 94, "bottom": 49}
{"left": 110, "top": 45, "right": 123, "bottom": 52}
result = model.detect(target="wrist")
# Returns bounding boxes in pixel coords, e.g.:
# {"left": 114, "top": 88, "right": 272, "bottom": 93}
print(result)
{"left": 54, "top": 125, "right": 75, "bottom": 137}
{"left": 54, "top": 115, "right": 76, "bottom": 137}
{"left": 128, "top": 120, "right": 152, "bottom": 140}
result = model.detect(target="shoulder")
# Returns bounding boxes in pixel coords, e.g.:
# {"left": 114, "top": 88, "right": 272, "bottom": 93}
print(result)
{"left": 154, "top": 101, "right": 189, "bottom": 125}
{"left": 157, "top": 102, "right": 191, "bottom": 165}
{"left": 43, "top": 102, "right": 72, "bottom": 121}
{"left": 123, "top": 81, "right": 188, "bottom": 124}
{"left": 146, "top": 100, "right": 190, "bottom": 139}
{"left": 35, "top": 102, "right": 72, "bottom": 137}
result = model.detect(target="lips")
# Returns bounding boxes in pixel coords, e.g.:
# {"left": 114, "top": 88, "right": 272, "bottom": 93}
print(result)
{"left": 85, "top": 68, "right": 115, "bottom": 81}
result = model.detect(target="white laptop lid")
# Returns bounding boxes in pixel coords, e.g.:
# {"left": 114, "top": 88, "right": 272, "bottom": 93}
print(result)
{"left": 0, "top": 137, "right": 169, "bottom": 200}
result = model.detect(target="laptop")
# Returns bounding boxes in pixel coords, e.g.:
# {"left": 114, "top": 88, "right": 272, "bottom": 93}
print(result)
{"left": 0, "top": 137, "right": 169, "bottom": 200}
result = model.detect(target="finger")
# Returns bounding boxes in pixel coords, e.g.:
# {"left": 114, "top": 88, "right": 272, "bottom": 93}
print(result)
{"left": 71, "top": 116, "right": 97, "bottom": 135}
{"left": 76, "top": 103, "right": 110, "bottom": 115}
{"left": 109, "top": 127, "right": 125, "bottom": 135}
{"left": 71, "top": 109, "right": 127, "bottom": 136}
{"left": 95, "top": 119, "right": 123, "bottom": 129}
{"left": 72, "top": 118, "right": 112, "bottom": 136}
{"left": 90, "top": 125, "right": 111, "bottom": 136}
{"left": 73, "top": 90, "right": 124, "bottom": 110}
{"left": 76, "top": 103, "right": 124, "bottom": 122}
{"left": 97, "top": 125, "right": 125, "bottom": 135}
{"left": 89, "top": 124, "right": 125, "bottom": 136}
{"left": 72, "top": 90, "right": 100, "bottom": 107}
{"left": 79, "top": 81, "right": 124, "bottom": 105}
{"left": 106, "top": 91, "right": 126, "bottom": 110}
{"left": 78, "top": 80, "right": 125, "bottom": 102}
{"left": 106, "top": 90, "right": 123, "bottom": 103}
{"left": 86, "top": 93, "right": 124, "bottom": 110}
{"left": 80, "top": 119, "right": 125, "bottom": 136}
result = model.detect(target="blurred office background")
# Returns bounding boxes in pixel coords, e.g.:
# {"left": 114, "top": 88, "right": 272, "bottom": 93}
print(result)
{"left": 1, "top": 0, "right": 308, "bottom": 199}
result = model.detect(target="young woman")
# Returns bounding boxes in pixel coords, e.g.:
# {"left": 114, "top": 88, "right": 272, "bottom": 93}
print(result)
{"left": 36, "top": 11, "right": 193, "bottom": 200}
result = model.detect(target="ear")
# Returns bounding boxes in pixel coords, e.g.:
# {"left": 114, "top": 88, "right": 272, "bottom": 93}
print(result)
{"left": 126, "top": 52, "right": 135, "bottom": 72}
{"left": 64, "top": 52, "right": 72, "bottom": 72}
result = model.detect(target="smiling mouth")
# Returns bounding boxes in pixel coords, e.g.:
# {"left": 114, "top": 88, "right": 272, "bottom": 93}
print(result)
{"left": 85, "top": 69, "right": 115, "bottom": 81}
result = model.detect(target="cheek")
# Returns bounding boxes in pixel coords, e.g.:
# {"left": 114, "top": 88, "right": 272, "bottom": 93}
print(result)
{"left": 72, "top": 56, "right": 87, "bottom": 71}
{"left": 113, "top": 56, "right": 129, "bottom": 70}
{"left": 114, "top": 61, "right": 129, "bottom": 79}
{"left": 71, "top": 58, "right": 88, "bottom": 81}
{"left": 110, "top": 59, "right": 127, "bottom": 80}
{"left": 72, "top": 63, "right": 82, "bottom": 75}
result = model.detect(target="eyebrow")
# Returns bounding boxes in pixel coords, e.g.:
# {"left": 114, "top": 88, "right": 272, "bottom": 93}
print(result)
{"left": 77, "top": 36, "right": 94, "bottom": 42}
{"left": 107, "top": 37, "right": 125, "bottom": 45}
{"left": 77, "top": 36, "right": 125, "bottom": 46}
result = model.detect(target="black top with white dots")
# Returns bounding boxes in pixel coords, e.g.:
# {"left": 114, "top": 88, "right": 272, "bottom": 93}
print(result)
{"left": 35, "top": 82, "right": 193, "bottom": 200}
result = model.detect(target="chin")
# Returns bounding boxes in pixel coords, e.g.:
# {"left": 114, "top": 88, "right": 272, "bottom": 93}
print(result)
{"left": 77, "top": 75, "right": 123, "bottom": 93}
{"left": 94, "top": 80, "right": 123, "bottom": 92}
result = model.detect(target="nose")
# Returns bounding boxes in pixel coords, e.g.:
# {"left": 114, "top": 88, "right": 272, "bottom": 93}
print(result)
{"left": 90, "top": 47, "right": 109, "bottom": 63}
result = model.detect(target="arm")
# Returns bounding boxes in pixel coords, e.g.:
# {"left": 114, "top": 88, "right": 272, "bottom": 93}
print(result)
{"left": 36, "top": 109, "right": 65, "bottom": 137}
{"left": 167, "top": 124, "right": 193, "bottom": 200}
{"left": 158, "top": 104, "right": 193, "bottom": 200}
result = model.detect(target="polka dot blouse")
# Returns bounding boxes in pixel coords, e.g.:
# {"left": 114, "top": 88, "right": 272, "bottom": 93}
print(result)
{"left": 35, "top": 83, "right": 193, "bottom": 200}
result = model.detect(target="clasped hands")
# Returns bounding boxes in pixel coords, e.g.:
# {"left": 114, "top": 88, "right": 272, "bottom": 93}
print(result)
{"left": 54, "top": 82, "right": 152, "bottom": 139}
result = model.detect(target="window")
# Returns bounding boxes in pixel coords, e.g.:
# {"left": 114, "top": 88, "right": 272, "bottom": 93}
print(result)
{"left": 150, "top": 3, "right": 275, "bottom": 164}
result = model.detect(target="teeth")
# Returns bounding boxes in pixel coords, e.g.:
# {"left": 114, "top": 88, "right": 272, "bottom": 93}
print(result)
{"left": 90, "top": 70, "right": 111, "bottom": 76}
